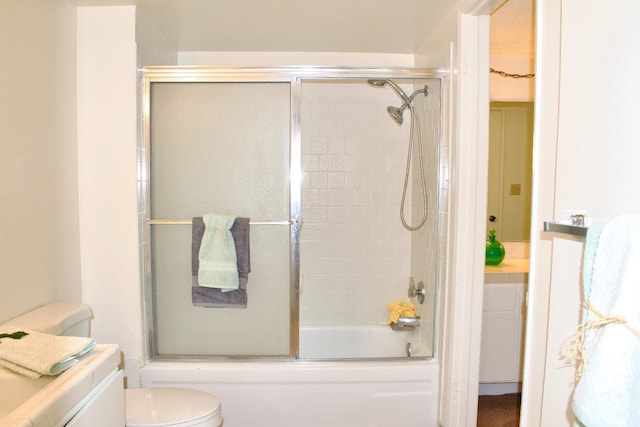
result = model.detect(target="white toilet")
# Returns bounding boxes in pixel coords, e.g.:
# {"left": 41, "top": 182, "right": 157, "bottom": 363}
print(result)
{"left": 125, "top": 387, "right": 223, "bottom": 427}
{"left": 5, "top": 303, "right": 223, "bottom": 427}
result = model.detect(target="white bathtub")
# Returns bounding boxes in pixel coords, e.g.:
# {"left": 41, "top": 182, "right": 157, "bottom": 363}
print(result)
{"left": 299, "top": 324, "right": 424, "bottom": 358}
{"left": 141, "top": 326, "right": 439, "bottom": 427}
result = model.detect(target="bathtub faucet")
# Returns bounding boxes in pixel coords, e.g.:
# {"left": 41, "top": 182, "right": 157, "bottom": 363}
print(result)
{"left": 391, "top": 316, "right": 422, "bottom": 331}
{"left": 397, "top": 316, "right": 421, "bottom": 328}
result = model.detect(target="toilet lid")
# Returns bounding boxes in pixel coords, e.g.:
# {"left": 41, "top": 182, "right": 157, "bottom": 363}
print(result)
{"left": 126, "top": 387, "right": 221, "bottom": 427}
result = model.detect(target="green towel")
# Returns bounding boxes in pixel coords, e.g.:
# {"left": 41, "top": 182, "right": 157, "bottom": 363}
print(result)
{"left": 198, "top": 213, "right": 239, "bottom": 291}
{"left": 0, "top": 326, "right": 96, "bottom": 378}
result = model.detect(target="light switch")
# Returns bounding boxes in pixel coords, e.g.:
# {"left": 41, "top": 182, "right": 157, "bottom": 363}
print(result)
{"left": 510, "top": 184, "right": 521, "bottom": 195}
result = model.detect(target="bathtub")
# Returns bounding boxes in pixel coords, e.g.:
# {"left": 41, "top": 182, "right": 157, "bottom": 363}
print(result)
{"left": 299, "top": 324, "right": 427, "bottom": 358}
{"left": 140, "top": 325, "right": 439, "bottom": 427}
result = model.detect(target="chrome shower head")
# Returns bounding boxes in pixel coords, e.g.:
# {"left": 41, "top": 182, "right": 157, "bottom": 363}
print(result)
{"left": 367, "top": 79, "right": 387, "bottom": 87}
{"left": 367, "top": 79, "right": 411, "bottom": 104}
{"left": 368, "top": 80, "right": 429, "bottom": 126}
{"left": 387, "top": 105, "right": 406, "bottom": 125}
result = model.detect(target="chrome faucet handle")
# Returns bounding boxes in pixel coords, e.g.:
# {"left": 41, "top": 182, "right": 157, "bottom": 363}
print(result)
{"left": 408, "top": 278, "right": 426, "bottom": 304}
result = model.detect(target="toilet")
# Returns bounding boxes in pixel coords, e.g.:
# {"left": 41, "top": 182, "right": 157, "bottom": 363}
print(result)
{"left": 125, "top": 387, "right": 223, "bottom": 427}
{"left": 4, "top": 303, "right": 223, "bottom": 427}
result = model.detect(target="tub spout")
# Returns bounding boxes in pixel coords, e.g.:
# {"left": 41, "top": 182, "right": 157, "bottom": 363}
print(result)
{"left": 391, "top": 316, "right": 421, "bottom": 330}
{"left": 397, "top": 316, "right": 421, "bottom": 327}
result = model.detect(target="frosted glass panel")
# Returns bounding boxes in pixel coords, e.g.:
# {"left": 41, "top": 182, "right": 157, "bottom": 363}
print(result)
{"left": 152, "top": 225, "right": 290, "bottom": 356}
{"left": 150, "top": 82, "right": 290, "bottom": 357}
{"left": 151, "top": 82, "right": 289, "bottom": 220}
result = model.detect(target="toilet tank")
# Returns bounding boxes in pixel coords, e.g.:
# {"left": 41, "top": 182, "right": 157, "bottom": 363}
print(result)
{"left": 4, "top": 303, "right": 93, "bottom": 337}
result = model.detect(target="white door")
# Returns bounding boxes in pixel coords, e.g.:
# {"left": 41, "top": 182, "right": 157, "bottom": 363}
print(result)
{"left": 521, "top": 1, "right": 640, "bottom": 426}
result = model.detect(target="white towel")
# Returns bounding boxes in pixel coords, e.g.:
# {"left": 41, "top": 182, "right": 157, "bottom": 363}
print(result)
{"left": 198, "top": 213, "right": 239, "bottom": 291}
{"left": 0, "top": 326, "right": 96, "bottom": 378}
{"left": 573, "top": 214, "right": 640, "bottom": 427}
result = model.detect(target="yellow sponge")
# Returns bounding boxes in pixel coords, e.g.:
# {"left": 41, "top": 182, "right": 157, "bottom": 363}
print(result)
{"left": 387, "top": 301, "right": 415, "bottom": 324}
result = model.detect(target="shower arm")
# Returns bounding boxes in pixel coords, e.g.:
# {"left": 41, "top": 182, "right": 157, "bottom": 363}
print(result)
{"left": 393, "top": 86, "right": 431, "bottom": 112}
{"left": 368, "top": 80, "right": 428, "bottom": 110}
{"left": 384, "top": 80, "right": 412, "bottom": 104}
{"left": 407, "top": 86, "right": 430, "bottom": 105}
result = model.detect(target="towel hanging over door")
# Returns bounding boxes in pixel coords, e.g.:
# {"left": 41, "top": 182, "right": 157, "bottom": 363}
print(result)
{"left": 197, "top": 213, "right": 239, "bottom": 291}
{"left": 192, "top": 216, "right": 251, "bottom": 308}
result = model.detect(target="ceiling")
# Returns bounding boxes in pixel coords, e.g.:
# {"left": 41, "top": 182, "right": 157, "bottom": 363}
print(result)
{"left": 73, "top": 0, "right": 534, "bottom": 57}
{"left": 490, "top": 0, "right": 535, "bottom": 58}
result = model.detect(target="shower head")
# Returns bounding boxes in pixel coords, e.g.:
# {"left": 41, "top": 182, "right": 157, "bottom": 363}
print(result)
{"left": 387, "top": 105, "right": 406, "bottom": 125}
{"left": 368, "top": 80, "right": 429, "bottom": 126}
{"left": 367, "top": 79, "right": 387, "bottom": 87}
{"left": 367, "top": 79, "right": 411, "bottom": 104}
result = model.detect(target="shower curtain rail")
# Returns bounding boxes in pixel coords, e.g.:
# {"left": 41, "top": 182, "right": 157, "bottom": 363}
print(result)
{"left": 147, "top": 218, "right": 293, "bottom": 226}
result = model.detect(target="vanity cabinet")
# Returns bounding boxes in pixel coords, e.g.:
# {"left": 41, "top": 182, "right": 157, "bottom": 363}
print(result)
{"left": 479, "top": 277, "right": 526, "bottom": 385}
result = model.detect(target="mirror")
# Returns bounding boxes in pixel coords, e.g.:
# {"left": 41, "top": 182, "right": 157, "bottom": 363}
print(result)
{"left": 487, "top": 102, "right": 533, "bottom": 242}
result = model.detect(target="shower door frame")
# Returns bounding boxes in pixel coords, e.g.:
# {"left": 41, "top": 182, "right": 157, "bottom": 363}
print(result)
{"left": 139, "top": 66, "right": 447, "bottom": 362}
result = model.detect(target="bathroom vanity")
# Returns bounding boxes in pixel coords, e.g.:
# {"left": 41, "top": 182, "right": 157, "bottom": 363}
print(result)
{"left": 0, "top": 304, "right": 124, "bottom": 427}
{"left": 0, "top": 344, "right": 124, "bottom": 427}
{"left": 479, "top": 243, "right": 529, "bottom": 395}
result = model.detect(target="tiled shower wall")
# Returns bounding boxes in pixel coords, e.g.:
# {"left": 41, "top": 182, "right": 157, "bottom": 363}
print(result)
{"left": 299, "top": 81, "right": 442, "bottom": 328}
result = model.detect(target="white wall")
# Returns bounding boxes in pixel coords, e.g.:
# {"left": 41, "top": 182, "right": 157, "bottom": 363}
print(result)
{"left": 136, "top": 8, "right": 178, "bottom": 66}
{"left": 416, "top": 1, "right": 493, "bottom": 426}
{"left": 522, "top": 0, "right": 640, "bottom": 425}
{"left": 77, "top": 5, "right": 142, "bottom": 385}
{"left": 177, "top": 51, "right": 414, "bottom": 67}
{"left": 0, "top": 0, "right": 81, "bottom": 322}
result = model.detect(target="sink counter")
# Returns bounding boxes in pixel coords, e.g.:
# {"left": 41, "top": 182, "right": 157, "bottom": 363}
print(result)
{"left": 484, "top": 258, "right": 529, "bottom": 274}
{"left": 0, "top": 343, "right": 122, "bottom": 427}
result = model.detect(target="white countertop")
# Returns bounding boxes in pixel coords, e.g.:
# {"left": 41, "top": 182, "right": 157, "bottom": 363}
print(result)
{"left": 0, "top": 343, "right": 120, "bottom": 427}
{"left": 484, "top": 258, "right": 529, "bottom": 274}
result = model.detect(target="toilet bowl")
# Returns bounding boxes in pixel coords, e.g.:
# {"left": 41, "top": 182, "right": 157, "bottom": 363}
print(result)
{"left": 125, "top": 387, "right": 223, "bottom": 427}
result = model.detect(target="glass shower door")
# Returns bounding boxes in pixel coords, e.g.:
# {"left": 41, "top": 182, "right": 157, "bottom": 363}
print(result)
{"left": 297, "top": 78, "right": 443, "bottom": 359}
{"left": 146, "top": 81, "right": 292, "bottom": 357}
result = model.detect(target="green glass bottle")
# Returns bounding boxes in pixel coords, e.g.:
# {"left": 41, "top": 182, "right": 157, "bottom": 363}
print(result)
{"left": 485, "top": 228, "right": 505, "bottom": 265}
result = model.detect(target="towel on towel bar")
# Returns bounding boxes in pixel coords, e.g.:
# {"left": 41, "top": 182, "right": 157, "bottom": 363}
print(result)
{"left": 0, "top": 326, "right": 96, "bottom": 378}
{"left": 573, "top": 214, "right": 640, "bottom": 427}
{"left": 198, "top": 213, "right": 239, "bottom": 291}
{"left": 192, "top": 216, "right": 251, "bottom": 308}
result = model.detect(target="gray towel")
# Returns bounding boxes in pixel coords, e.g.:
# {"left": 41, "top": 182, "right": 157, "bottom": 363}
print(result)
{"left": 191, "top": 217, "right": 251, "bottom": 308}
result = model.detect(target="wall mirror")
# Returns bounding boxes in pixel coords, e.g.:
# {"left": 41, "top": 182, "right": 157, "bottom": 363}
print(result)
{"left": 486, "top": 101, "right": 534, "bottom": 242}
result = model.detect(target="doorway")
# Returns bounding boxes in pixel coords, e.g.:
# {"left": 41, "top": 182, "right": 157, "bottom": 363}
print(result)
{"left": 478, "top": 0, "right": 535, "bottom": 425}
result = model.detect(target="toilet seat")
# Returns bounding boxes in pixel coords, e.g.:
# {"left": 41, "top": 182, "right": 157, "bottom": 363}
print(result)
{"left": 125, "top": 387, "right": 223, "bottom": 427}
